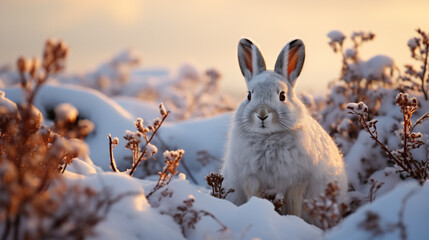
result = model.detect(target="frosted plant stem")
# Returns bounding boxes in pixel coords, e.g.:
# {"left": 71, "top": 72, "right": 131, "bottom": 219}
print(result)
{"left": 129, "top": 112, "right": 169, "bottom": 176}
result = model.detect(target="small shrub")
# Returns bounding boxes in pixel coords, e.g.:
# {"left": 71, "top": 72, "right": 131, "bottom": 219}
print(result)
{"left": 303, "top": 182, "right": 349, "bottom": 230}
{"left": 145, "top": 149, "right": 185, "bottom": 199}
{"left": 260, "top": 190, "right": 287, "bottom": 214}
{"left": 108, "top": 103, "right": 169, "bottom": 176}
{"left": 0, "top": 39, "right": 120, "bottom": 239}
{"left": 205, "top": 172, "right": 234, "bottom": 199}
{"left": 401, "top": 29, "right": 429, "bottom": 100}
{"left": 347, "top": 93, "right": 429, "bottom": 184}
{"left": 172, "top": 197, "right": 229, "bottom": 238}
{"left": 321, "top": 30, "right": 398, "bottom": 156}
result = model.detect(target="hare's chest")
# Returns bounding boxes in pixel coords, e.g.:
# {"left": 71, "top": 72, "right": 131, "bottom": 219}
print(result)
{"left": 247, "top": 133, "right": 307, "bottom": 175}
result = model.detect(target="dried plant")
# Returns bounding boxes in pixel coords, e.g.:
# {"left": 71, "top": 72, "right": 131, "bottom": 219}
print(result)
{"left": 205, "top": 173, "right": 234, "bottom": 199}
{"left": 0, "top": 40, "right": 118, "bottom": 240}
{"left": 347, "top": 93, "right": 429, "bottom": 184}
{"left": 260, "top": 190, "right": 287, "bottom": 214}
{"left": 172, "top": 198, "right": 229, "bottom": 238}
{"left": 146, "top": 149, "right": 184, "bottom": 199}
{"left": 303, "top": 182, "right": 349, "bottom": 230}
{"left": 179, "top": 69, "right": 234, "bottom": 119}
{"left": 17, "top": 39, "right": 68, "bottom": 107}
{"left": 327, "top": 31, "right": 393, "bottom": 102}
{"left": 108, "top": 103, "right": 169, "bottom": 176}
{"left": 56, "top": 49, "right": 140, "bottom": 96}
{"left": 368, "top": 178, "right": 385, "bottom": 203}
{"left": 50, "top": 103, "right": 95, "bottom": 140}
{"left": 321, "top": 30, "right": 397, "bottom": 152}
{"left": 401, "top": 29, "right": 429, "bottom": 100}
{"left": 22, "top": 185, "right": 138, "bottom": 240}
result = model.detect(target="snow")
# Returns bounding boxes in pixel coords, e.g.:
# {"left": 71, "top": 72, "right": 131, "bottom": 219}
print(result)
{"left": 363, "top": 55, "right": 396, "bottom": 83}
{"left": 0, "top": 90, "right": 17, "bottom": 113}
{"left": 54, "top": 102, "right": 78, "bottom": 122}
{"left": 113, "top": 96, "right": 160, "bottom": 122}
{"left": 66, "top": 171, "right": 185, "bottom": 240}
{"left": 144, "top": 143, "right": 158, "bottom": 156}
{"left": 143, "top": 175, "right": 322, "bottom": 240}
{"left": 346, "top": 102, "right": 368, "bottom": 115}
{"left": 325, "top": 181, "right": 429, "bottom": 240}
{"left": 62, "top": 160, "right": 322, "bottom": 240}
{"left": 327, "top": 30, "right": 346, "bottom": 44}
{"left": 1, "top": 35, "right": 429, "bottom": 239}
{"left": 345, "top": 48, "right": 356, "bottom": 59}
{"left": 2, "top": 84, "right": 136, "bottom": 168}
{"left": 407, "top": 38, "right": 419, "bottom": 49}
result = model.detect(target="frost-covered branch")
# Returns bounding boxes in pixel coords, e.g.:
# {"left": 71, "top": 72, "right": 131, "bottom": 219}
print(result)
{"left": 146, "top": 149, "right": 184, "bottom": 199}
{"left": 129, "top": 104, "right": 169, "bottom": 176}
{"left": 402, "top": 28, "right": 429, "bottom": 100}
{"left": 347, "top": 93, "right": 429, "bottom": 184}
{"left": 108, "top": 103, "right": 170, "bottom": 176}
{"left": 172, "top": 198, "right": 229, "bottom": 238}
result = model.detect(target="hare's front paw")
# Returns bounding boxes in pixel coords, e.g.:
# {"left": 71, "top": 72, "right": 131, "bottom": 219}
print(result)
{"left": 242, "top": 176, "right": 261, "bottom": 199}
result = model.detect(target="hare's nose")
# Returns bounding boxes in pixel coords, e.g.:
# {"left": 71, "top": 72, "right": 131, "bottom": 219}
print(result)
{"left": 258, "top": 115, "right": 268, "bottom": 121}
{"left": 257, "top": 108, "right": 268, "bottom": 121}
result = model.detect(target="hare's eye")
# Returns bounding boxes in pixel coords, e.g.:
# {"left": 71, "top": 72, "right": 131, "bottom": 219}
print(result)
{"left": 247, "top": 91, "right": 251, "bottom": 101}
{"left": 279, "top": 91, "right": 286, "bottom": 102}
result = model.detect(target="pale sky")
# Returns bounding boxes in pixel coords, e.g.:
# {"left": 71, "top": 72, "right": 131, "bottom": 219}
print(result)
{"left": 1, "top": 0, "right": 429, "bottom": 97}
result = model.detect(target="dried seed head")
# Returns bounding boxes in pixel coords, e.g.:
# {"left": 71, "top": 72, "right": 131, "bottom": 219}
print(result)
{"left": 17, "top": 56, "right": 28, "bottom": 73}
{"left": 135, "top": 118, "right": 144, "bottom": 133}
{"left": 112, "top": 137, "right": 119, "bottom": 145}
{"left": 159, "top": 103, "right": 167, "bottom": 116}
{"left": 396, "top": 93, "right": 418, "bottom": 107}
{"left": 29, "top": 57, "right": 40, "bottom": 79}
{"left": 153, "top": 118, "right": 160, "bottom": 127}
{"left": 346, "top": 102, "right": 368, "bottom": 115}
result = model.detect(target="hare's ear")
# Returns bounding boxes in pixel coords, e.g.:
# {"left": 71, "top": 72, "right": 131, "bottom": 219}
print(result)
{"left": 274, "top": 39, "right": 305, "bottom": 87}
{"left": 238, "top": 38, "right": 266, "bottom": 83}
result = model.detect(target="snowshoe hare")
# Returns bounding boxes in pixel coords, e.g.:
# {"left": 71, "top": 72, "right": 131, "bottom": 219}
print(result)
{"left": 221, "top": 38, "right": 347, "bottom": 222}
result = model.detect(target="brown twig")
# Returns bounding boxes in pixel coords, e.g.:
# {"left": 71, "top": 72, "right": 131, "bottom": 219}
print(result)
{"left": 172, "top": 198, "right": 229, "bottom": 238}
{"left": 129, "top": 111, "right": 169, "bottom": 176}
{"left": 146, "top": 149, "right": 184, "bottom": 199}
{"left": 205, "top": 172, "right": 235, "bottom": 199}
{"left": 347, "top": 96, "right": 429, "bottom": 184}
{"left": 368, "top": 178, "right": 384, "bottom": 203}
{"left": 356, "top": 113, "right": 407, "bottom": 170}
{"left": 108, "top": 134, "right": 120, "bottom": 172}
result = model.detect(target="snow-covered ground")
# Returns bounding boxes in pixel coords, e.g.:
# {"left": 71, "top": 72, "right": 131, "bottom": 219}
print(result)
{"left": 1, "top": 37, "right": 429, "bottom": 239}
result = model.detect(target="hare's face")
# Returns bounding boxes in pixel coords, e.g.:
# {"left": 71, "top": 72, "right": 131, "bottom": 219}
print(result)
{"left": 236, "top": 71, "right": 300, "bottom": 134}
{"left": 235, "top": 38, "right": 306, "bottom": 134}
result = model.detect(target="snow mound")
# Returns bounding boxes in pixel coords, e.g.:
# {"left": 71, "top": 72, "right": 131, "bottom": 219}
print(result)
{"left": 326, "top": 181, "right": 429, "bottom": 240}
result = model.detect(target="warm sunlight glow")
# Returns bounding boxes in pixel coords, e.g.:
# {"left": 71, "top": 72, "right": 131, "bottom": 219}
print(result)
{"left": 1, "top": 0, "right": 429, "bottom": 96}
{"left": 135, "top": 193, "right": 148, "bottom": 211}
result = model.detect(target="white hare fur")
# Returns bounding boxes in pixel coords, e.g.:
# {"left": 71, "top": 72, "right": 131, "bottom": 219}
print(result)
{"left": 221, "top": 38, "right": 347, "bottom": 222}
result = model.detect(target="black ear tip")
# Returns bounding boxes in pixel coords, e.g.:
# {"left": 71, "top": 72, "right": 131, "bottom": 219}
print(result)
{"left": 288, "top": 39, "right": 304, "bottom": 49}
{"left": 239, "top": 38, "right": 253, "bottom": 48}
